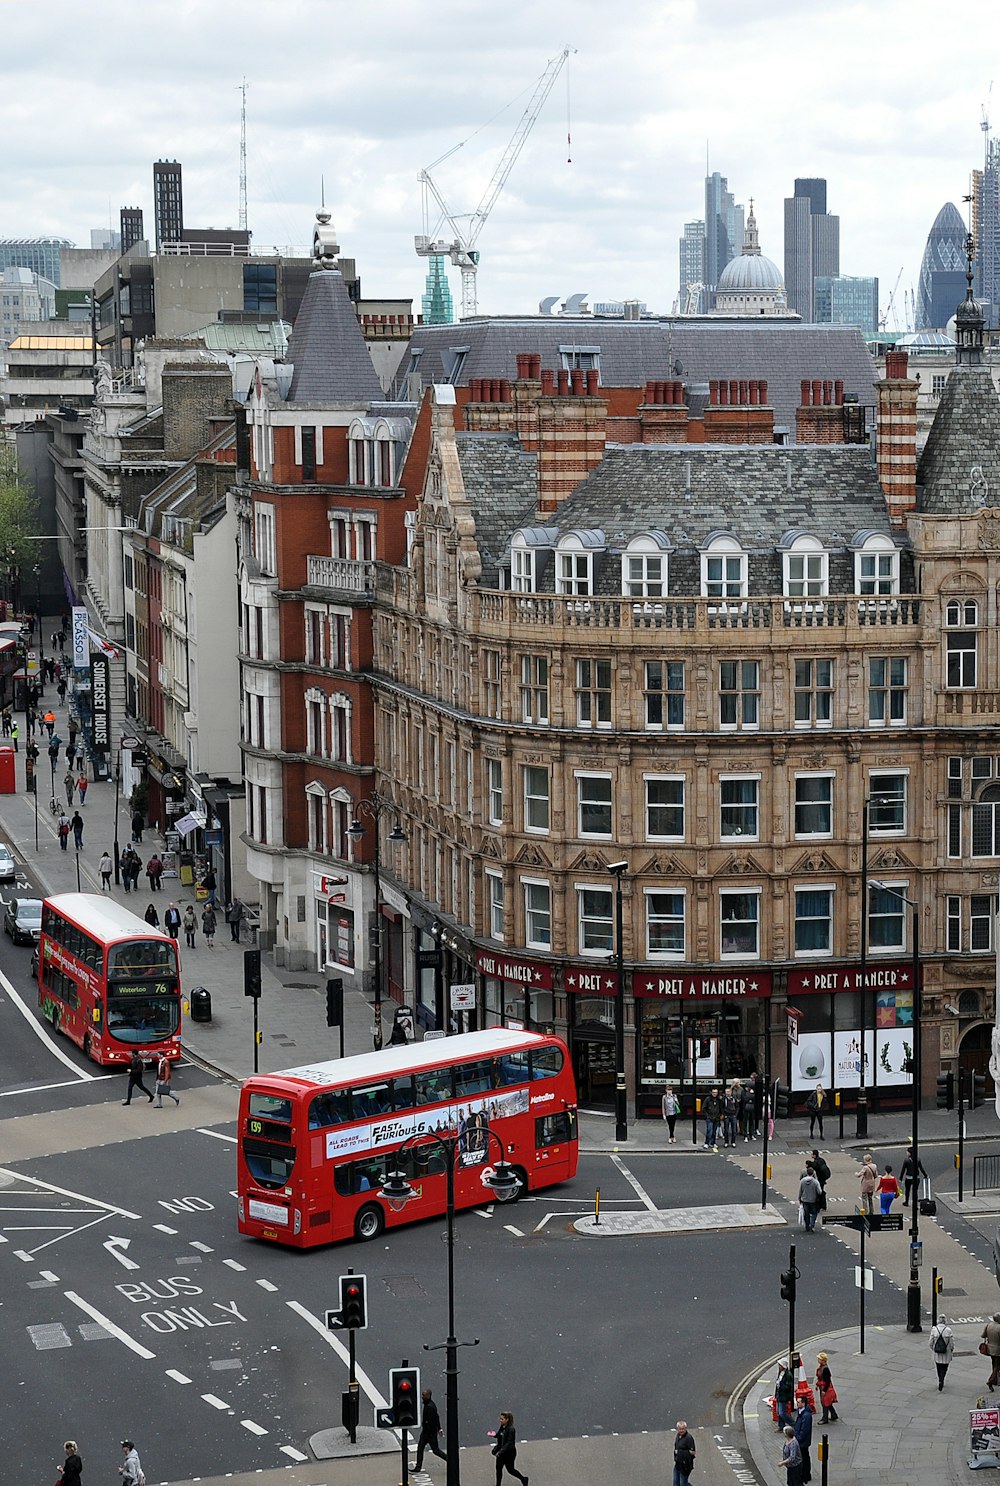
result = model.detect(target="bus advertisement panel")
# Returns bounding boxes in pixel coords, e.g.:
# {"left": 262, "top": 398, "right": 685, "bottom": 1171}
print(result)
{"left": 237, "top": 1028, "right": 578, "bottom": 1248}
{"left": 37, "top": 893, "right": 182, "bottom": 1067}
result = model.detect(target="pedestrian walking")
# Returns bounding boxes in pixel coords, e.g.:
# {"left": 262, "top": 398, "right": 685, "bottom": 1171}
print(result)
{"left": 57, "top": 678, "right": 67, "bottom": 704}
{"left": 202, "top": 865, "right": 218, "bottom": 907}
{"left": 662, "top": 1086, "right": 680, "bottom": 1142}
{"left": 775, "top": 1364, "right": 795, "bottom": 1429}
{"left": 131, "top": 808, "right": 144, "bottom": 844}
{"left": 982, "top": 1313, "right": 1000, "bottom": 1389}
{"left": 122, "top": 1050, "right": 154, "bottom": 1106}
{"left": 740, "top": 1078, "right": 755, "bottom": 1140}
{"left": 878, "top": 1164, "right": 900, "bottom": 1216}
{"left": 64, "top": 768, "right": 75, "bottom": 807}
{"left": 815, "top": 1353, "right": 839, "bottom": 1423}
{"left": 413, "top": 1388, "right": 447, "bottom": 1471}
{"left": 672, "top": 1419, "right": 696, "bottom": 1486}
{"left": 799, "top": 1163, "right": 822, "bottom": 1232}
{"left": 43, "top": 709, "right": 56, "bottom": 737}
{"left": 99, "top": 851, "right": 113, "bottom": 891}
{"left": 900, "top": 1145, "right": 928, "bottom": 1207}
{"left": 58, "top": 1439, "right": 83, "bottom": 1483}
{"left": 703, "top": 1086, "right": 721, "bottom": 1150}
{"left": 930, "top": 1315, "right": 955, "bottom": 1390}
{"left": 71, "top": 810, "right": 84, "bottom": 848}
{"left": 154, "top": 1052, "right": 180, "bottom": 1109}
{"left": 1, "top": 705, "right": 9, "bottom": 736}
{"left": 857, "top": 1152, "right": 878, "bottom": 1216}
{"left": 143, "top": 903, "right": 160, "bottom": 928}
{"left": 164, "top": 902, "right": 181, "bottom": 939}
{"left": 225, "top": 897, "right": 245, "bottom": 942}
{"left": 118, "top": 1439, "right": 144, "bottom": 1484}
{"left": 182, "top": 903, "right": 197, "bottom": 947}
{"left": 806, "top": 1082, "right": 826, "bottom": 1139}
{"left": 57, "top": 812, "right": 70, "bottom": 850}
{"left": 77, "top": 771, "right": 88, "bottom": 805}
{"left": 721, "top": 1083, "right": 739, "bottom": 1147}
{"left": 491, "top": 1411, "right": 528, "bottom": 1486}
{"left": 793, "top": 1396, "right": 813, "bottom": 1484}
{"left": 779, "top": 1425, "right": 803, "bottom": 1486}
{"left": 752, "top": 1070, "right": 764, "bottom": 1137}
{"left": 810, "top": 1148, "right": 831, "bottom": 1193}
{"left": 10, "top": 720, "right": 17, "bottom": 752}
{"left": 202, "top": 904, "right": 217, "bottom": 948}
{"left": 146, "top": 853, "right": 163, "bottom": 891}
{"left": 47, "top": 735, "right": 60, "bottom": 767}
{"left": 119, "top": 845, "right": 136, "bottom": 891}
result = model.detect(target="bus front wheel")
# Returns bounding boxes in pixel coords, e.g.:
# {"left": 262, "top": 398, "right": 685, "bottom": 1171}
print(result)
{"left": 354, "top": 1204, "right": 385, "bottom": 1241}
{"left": 509, "top": 1167, "right": 528, "bottom": 1203}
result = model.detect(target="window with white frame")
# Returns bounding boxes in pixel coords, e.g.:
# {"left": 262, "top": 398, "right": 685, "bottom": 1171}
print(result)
{"left": 523, "top": 879, "right": 552, "bottom": 949}
{"left": 306, "top": 784, "right": 327, "bottom": 853}
{"left": 483, "top": 649, "right": 502, "bottom": 719}
{"left": 868, "top": 773, "right": 907, "bottom": 833}
{"left": 556, "top": 542, "right": 593, "bottom": 596}
{"left": 645, "top": 776, "right": 685, "bottom": 840}
{"left": 575, "top": 658, "right": 612, "bottom": 728}
{"left": 947, "top": 895, "right": 961, "bottom": 952}
{"left": 793, "top": 658, "right": 833, "bottom": 727}
{"left": 868, "top": 655, "right": 907, "bottom": 725}
{"left": 783, "top": 536, "right": 828, "bottom": 597}
{"left": 577, "top": 886, "right": 614, "bottom": 954}
{"left": 331, "top": 793, "right": 351, "bottom": 859}
{"left": 946, "top": 599, "right": 979, "bottom": 689}
{"left": 330, "top": 695, "right": 351, "bottom": 762}
{"left": 330, "top": 612, "right": 350, "bottom": 670}
{"left": 720, "top": 775, "right": 759, "bottom": 839}
{"left": 646, "top": 889, "right": 685, "bottom": 958}
{"left": 622, "top": 536, "right": 668, "bottom": 597}
{"left": 794, "top": 774, "right": 833, "bottom": 837}
{"left": 577, "top": 773, "right": 613, "bottom": 837}
{"left": 794, "top": 886, "right": 833, "bottom": 954}
{"left": 305, "top": 689, "right": 327, "bottom": 757}
{"left": 329, "top": 513, "right": 350, "bottom": 559}
{"left": 486, "top": 758, "right": 503, "bottom": 827}
{"left": 973, "top": 786, "right": 1000, "bottom": 857}
{"left": 511, "top": 543, "right": 536, "bottom": 594}
{"left": 868, "top": 882, "right": 906, "bottom": 951}
{"left": 855, "top": 535, "right": 898, "bottom": 595}
{"left": 643, "top": 659, "right": 685, "bottom": 729}
{"left": 519, "top": 654, "right": 549, "bottom": 724}
{"left": 305, "top": 607, "right": 326, "bottom": 666}
{"left": 719, "top": 660, "right": 759, "bottom": 728}
{"left": 972, "top": 894, "right": 995, "bottom": 951}
{"left": 523, "top": 766, "right": 550, "bottom": 833}
{"left": 702, "top": 535, "right": 746, "bottom": 599}
{"left": 720, "top": 890, "right": 760, "bottom": 957}
{"left": 254, "top": 504, "right": 276, "bottom": 576}
{"left": 486, "top": 870, "right": 505, "bottom": 940}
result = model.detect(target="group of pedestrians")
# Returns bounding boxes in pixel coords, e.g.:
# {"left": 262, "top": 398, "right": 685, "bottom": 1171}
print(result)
{"left": 55, "top": 1437, "right": 146, "bottom": 1483}
{"left": 856, "top": 1147, "right": 924, "bottom": 1215}
{"left": 699, "top": 1074, "right": 766, "bottom": 1150}
{"left": 797, "top": 1149, "right": 831, "bottom": 1232}
{"left": 122, "top": 1048, "right": 180, "bottom": 1109}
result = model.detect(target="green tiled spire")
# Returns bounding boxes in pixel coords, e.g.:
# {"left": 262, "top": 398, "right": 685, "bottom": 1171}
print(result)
{"left": 421, "top": 255, "right": 454, "bottom": 325}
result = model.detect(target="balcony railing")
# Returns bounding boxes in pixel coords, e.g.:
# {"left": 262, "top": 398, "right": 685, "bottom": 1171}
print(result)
{"left": 473, "top": 592, "right": 921, "bottom": 634}
{"left": 306, "top": 555, "right": 376, "bottom": 594}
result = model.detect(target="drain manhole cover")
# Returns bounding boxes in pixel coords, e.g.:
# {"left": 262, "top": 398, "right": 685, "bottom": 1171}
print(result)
{"left": 285, "top": 982, "right": 318, "bottom": 990}
{"left": 382, "top": 1275, "right": 427, "bottom": 1299}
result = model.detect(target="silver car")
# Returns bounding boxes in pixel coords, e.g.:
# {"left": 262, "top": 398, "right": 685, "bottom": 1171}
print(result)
{"left": 0, "top": 843, "right": 17, "bottom": 882}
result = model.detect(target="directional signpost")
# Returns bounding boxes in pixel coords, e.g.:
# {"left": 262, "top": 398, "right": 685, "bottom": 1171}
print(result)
{"left": 822, "top": 1211, "right": 903, "bottom": 1351}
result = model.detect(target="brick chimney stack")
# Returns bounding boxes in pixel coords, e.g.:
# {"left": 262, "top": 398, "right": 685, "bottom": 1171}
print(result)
{"left": 536, "top": 366, "right": 608, "bottom": 514}
{"left": 639, "top": 379, "right": 689, "bottom": 444}
{"left": 795, "top": 376, "right": 846, "bottom": 445}
{"left": 702, "top": 379, "right": 773, "bottom": 444}
{"left": 464, "top": 375, "right": 514, "bottom": 433}
{"left": 876, "top": 349, "right": 918, "bottom": 527}
{"left": 513, "top": 352, "right": 542, "bottom": 450}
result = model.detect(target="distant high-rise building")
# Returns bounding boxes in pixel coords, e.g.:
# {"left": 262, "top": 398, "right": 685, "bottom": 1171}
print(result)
{"left": 679, "top": 220, "right": 706, "bottom": 313}
{"left": 120, "top": 207, "right": 144, "bottom": 254}
{"left": 783, "top": 178, "right": 840, "bottom": 320}
{"left": 90, "top": 228, "right": 120, "bottom": 251}
{"left": 916, "top": 202, "right": 968, "bottom": 329}
{"left": 152, "top": 160, "right": 184, "bottom": 252}
{"left": 0, "top": 237, "right": 72, "bottom": 289}
{"left": 814, "top": 275, "right": 879, "bottom": 337}
{"left": 421, "top": 255, "right": 454, "bottom": 325}
{"left": 704, "top": 173, "right": 744, "bottom": 307}
{"left": 972, "top": 137, "right": 1000, "bottom": 325}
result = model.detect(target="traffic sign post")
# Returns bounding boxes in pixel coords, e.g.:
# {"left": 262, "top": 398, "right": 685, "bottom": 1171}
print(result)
{"left": 325, "top": 1269, "right": 368, "bottom": 1444}
{"left": 450, "top": 982, "right": 476, "bottom": 1033}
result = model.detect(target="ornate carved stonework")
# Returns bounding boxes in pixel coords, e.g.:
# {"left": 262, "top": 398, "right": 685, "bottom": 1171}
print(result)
{"left": 978, "top": 510, "right": 1000, "bottom": 550}
{"left": 640, "top": 852, "right": 685, "bottom": 877}
{"left": 515, "top": 843, "right": 552, "bottom": 868}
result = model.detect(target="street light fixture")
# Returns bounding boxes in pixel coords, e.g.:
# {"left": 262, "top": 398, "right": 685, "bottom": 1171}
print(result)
{"left": 870, "top": 879, "right": 922, "bottom": 1332}
{"left": 607, "top": 860, "right": 629, "bottom": 1142}
{"left": 349, "top": 791, "right": 406, "bottom": 1051}
{"left": 381, "top": 1132, "right": 521, "bottom": 1486}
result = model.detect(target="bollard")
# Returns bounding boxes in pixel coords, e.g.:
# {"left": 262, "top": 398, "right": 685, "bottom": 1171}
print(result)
{"left": 594, "top": 1187, "right": 601, "bottom": 1225}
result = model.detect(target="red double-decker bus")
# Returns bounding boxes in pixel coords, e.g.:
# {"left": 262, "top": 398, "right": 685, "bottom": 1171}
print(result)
{"left": 237, "top": 1028, "right": 578, "bottom": 1248}
{"left": 37, "top": 893, "right": 182, "bottom": 1067}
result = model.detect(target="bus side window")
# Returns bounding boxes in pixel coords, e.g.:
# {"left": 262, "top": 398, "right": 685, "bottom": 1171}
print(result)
{"left": 530, "top": 1046, "right": 563, "bottom": 1080}
{"left": 352, "top": 1084, "right": 392, "bottom": 1119}
{"left": 498, "top": 1051, "right": 530, "bottom": 1086}
{"left": 309, "top": 1091, "right": 350, "bottom": 1129}
{"left": 391, "top": 1076, "right": 415, "bottom": 1111}
{"left": 414, "top": 1069, "right": 452, "bottom": 1105}
{"left": 536, "top": 1112, "right": 571, "bottom": 1148}
{"left": 455, "top": 1059, "right": 493, "bottom": 1097}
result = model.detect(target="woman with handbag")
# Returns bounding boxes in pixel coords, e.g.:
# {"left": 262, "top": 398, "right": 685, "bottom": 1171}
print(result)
{"left": 58, "top": 1439, "right": 82, "bottom": 1482}
{"left": 492, "top": 1410, "right": 528, "bottom": 1486}
{"left": 982, "top": 1313, "right": 1000, "bottom": 1389}
{"left": 815, "top": 1352, "right": 839, "bottom": 1423}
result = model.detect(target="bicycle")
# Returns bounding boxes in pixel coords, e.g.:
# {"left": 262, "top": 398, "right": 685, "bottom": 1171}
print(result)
{"left": 49, "top": 794, "right": 61, "bottom": 816}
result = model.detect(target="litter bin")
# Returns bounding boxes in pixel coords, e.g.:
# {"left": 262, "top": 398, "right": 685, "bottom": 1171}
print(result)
{"left": 189, "top": 986, "right": 212, "bottom": 1023}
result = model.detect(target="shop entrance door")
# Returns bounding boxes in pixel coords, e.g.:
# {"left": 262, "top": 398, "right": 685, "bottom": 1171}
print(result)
{"left": 573, "top": 1034, "right": 616, "bottom": 1110}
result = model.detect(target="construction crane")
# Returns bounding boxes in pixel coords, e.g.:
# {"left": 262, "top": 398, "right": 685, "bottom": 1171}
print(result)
{"left": 880, "top": 266, "right": 904, "bottom": 331}
{"left": 415, "top": 48, "right": 573, "bottom": 320}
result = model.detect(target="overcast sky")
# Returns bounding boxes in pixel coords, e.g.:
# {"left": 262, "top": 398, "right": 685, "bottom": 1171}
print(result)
{"left": 1, "top": 1, "right": 991, "bottom": 325}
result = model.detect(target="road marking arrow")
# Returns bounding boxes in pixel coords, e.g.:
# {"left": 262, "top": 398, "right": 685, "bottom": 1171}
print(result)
{"left": 103, "top": 1235, "right": 139, "bottom": 1270}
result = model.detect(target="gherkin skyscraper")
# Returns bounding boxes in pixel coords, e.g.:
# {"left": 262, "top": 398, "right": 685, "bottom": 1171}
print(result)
{"left": 916, "top": 203, "right": 967, "bottom": 329}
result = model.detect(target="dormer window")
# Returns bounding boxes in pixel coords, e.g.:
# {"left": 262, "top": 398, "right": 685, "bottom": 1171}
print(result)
{"left": 701, "top": 534, "right": 746, "bottom": 600}
{"left": 509, "top": 527, "right": 558, "bottom": 596}
{"left": 556, "top": 530, "right": 604, "bottom": 596}
{"left": 348, "top": 416, "right": 405, "bottom": 488}
{"left": 623, "top": 533, "right": 671, "bottom": 597}
{"left": 782, "top": 534, "right": 828, "bottom": 598}
{"left": 854, "top": 532, "right": 898, "bottom": 595}
{"left": 512, "top": 544, "right": 535, "bottom": 594}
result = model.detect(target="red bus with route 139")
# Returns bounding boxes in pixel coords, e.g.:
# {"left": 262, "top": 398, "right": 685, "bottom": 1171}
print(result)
{"left": 37, "top": 893, "right": 182, "bottom": 1067}
{"left": 237, "top": 1028, "right": 578, "bottom": 1247}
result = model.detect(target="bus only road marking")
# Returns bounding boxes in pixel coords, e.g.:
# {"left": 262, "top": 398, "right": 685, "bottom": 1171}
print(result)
{"left": 64, "top": 1291, "right": 156, "bottom": 1359}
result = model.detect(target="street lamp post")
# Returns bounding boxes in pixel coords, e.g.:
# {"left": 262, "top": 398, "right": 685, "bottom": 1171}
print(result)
{"left": 349, "top": 791, "right": 406, "bottom": 1051}
{"left": 872, "top": 879, "right": 922, "bottom": 1330}
{"left": 381, "top": 1133, "right": 521, "bottom": 1486}
{"left": 608, "top": 860, "right": 628, "bottom": 1142}
{"left": 859, "top": 792, "right": 894, "bottom": 1138}
{"left": 113, "top": 734, "right": 143, "bottom": 886}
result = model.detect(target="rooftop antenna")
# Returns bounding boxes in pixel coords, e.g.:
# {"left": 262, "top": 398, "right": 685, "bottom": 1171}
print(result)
{"left": 320, "top": 174, "right": 325, "bottom": 210}
{"left": 238, "top": 77, "right": 249, "bottom": 232}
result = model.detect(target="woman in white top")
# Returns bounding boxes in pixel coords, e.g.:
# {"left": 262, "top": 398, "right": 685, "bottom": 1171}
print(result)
{"left": 661, "top": 1088, "right": 680, "bottom": 1143}
{"left": 929, "top": 1316, "right": 954, "bottom": 1391}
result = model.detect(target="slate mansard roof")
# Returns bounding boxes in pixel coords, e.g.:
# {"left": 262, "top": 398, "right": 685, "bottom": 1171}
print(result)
{"left": 285, "top": 268, "right": 383, "bottom": 404}
{"left": 455, "top": 437, "right": 910, "bottom": 596}
{"left": 918, "top": 365, "right": 1000, "bottom": 515}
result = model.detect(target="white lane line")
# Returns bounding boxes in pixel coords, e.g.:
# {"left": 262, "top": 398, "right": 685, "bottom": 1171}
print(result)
{"left": 153, "top": 1224, "right": 178, "bottom": 1235}
{"left": 189, "top": 1241, "right": 214, "bottom": 1252}
{"left": 64, "top": 1291, "right": 156, "bottom": 1359}
{"left": 223, "top": 1259, "right": 246, "bottom": 1271}
{"left": 166, "top": 1369, "right": 191, "bottom": 1384}
{"left": 199, "top": 1128, "right": 237, "bottom": 1143}
{"left": 280, "top": 1445, "right": 309, "bottom": 1461}
{"left": 202, "top": 1393, "right": 230, "bottom": 1411}
{"left": 256, "top": 1279, "right": 278, "bottom": 1292}
{"left": 610, "top": 1153, "right": 658, "bottom": 1212}
{"left": 286, "top": 1300, "right": 388, "bottom": 1409}
{"left": 40, "top": 1270, "right": 59, "bottom": 1281}
{"left": 241, "top": 1420, "right": 268, "bottom": 1436}
{"left": 504, "top": 1224, "right": 524, "bottom": 1238}
{"left": 0, "top": 967, "right": 98, "bottom": 1080}
{"left": 1, "top": 1074, "right": 116, "bottom": 1097}
{"left": 14, "top": 1249, "right": 34, "bottom": 1262}
{"left": 0, "top": 1167, "right": 141, "bottom": 1220}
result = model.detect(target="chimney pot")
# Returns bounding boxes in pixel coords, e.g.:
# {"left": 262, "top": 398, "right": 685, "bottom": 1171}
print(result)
{"left": 834, "top": 379, "right": 844, "bottom": 405}
{"left": 571, "top": 368, "right": 585, "bottom": 395}
{"left": 812, "top": 379, "right": 823, "bottom": 406}
{"left": 516, "top": 353, "right": 529, "bottom": 379}
{"left": 760, "top": 380, "right": 767, "bottom": 404}
{"left": 586, "top": 368, "right": 600, "bottom": 396}
{"left": 541, "top": 367, "right": 555, "bottom": 394}
{"left": 800, "top": 379, "right": 811, "bottom": 406}
{"left": 557, "top": 369, "right": 571, "bottom": 395}
{"left": 710, "top": 379, "right": 719, "bottom": 406}
{"left": 501, "top": 378, "right": 512, "bottom": 403}
{"left": 738, "top": 380, "right": 748, "bottom": 405}
{"left": 823, "top": 379, "right": 833, "bottom": 406}
{"left": 749, "top": 380, "right": 759, "bottom": 405}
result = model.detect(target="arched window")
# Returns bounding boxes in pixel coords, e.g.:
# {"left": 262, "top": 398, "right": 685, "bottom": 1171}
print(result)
{"left": 305, "top": 687, "right": 328, "bottom": 757}
{"left": 782, "top": 533, "right": 828, "bottom": 598}
{"left": 330, "top": 694, "right": 351, "bottom": 763}
{"left": 853, "top": 533, "right": 898, "bottom": 595}
{"left": 305, "top": 781, "right": 328, "bottom": 854}
{"left": 622, "top": 533, "right": 670, "bottom": 597}
{"left": 945, "top": 599, "right": 979, "bottom": 689}
{"left": 701, "top": 534, "right": 746, "bottom": 599}
{"left": 556, "top": 531, "right": 604, "bottom": 596}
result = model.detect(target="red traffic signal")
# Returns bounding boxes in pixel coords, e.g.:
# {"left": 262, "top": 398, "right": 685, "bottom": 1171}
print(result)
{"left": 338, "top": 1272, "right": 368, "bottom": 1330}
{"left": 390, "top": 1366, "right": 420, "bottom": 1428}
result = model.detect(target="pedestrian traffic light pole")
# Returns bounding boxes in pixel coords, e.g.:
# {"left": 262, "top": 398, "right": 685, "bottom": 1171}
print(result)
{"left": 381, "top": 1132, "right": 521, "bottom": 1486}
{"left": 608, "top": 860, "right": 628, "bottom": 1142}
{"left": 348, "top": 792, "right": 406, "bottom": 1052}
{"left": 780, "top": 1242, "right": 798, "bottom": 1371}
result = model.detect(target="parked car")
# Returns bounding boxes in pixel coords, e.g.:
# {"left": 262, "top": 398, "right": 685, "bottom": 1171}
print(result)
{"left": 0, "top": 843, "right": 17, "bottom": 882}
{"left": 4, "top": 897, "right": 42, "bottom": 945}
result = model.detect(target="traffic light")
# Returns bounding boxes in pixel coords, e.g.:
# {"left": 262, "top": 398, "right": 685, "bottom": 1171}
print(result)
{"left": 390, "top": 1366, "right": 420, "bottom": 1428}
{"left": 780, "top": 1268, "right": 797, "bottom": 1303}
{"left": 326, "top": 977, "right": 344, "bottom": 1028}
{"left": 244, "top": 948, "right": 262, "bottom": 999}
{"left": 338, "top": 1272, "right": 368, "bottom": 1330}
{"left": 972, "top": 1072, "right": 987, "bottom": 1109}
{"left": 934, "top": 1273, "right": 944, "bottom": 1295}
{"left": 936, "top": 1071, "right": 954, "bottom": 1111}
{"left": 773, "top": 1082, "right": 790, "bottom": 1119}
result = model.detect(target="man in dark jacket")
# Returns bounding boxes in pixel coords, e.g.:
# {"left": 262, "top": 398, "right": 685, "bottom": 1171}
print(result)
{"left": 123, "top": 1049, "right": 154, "bottom": 1105}
{"left": 703, "top": 1088, "right": 721, "bottom": 1150}
{"left": 810, "top": 1149, "right": 831, "bottom": 1191}
{"left": 793, "top": 1396, "right": 813, "bottom": 1483}
{"left": 673, "top": 1420, "right": 696, "bottom": 1486}
{"left": 900, "top": 1145, "right": 928, "bottom": 1207}
{"left": 414, "top": 1388, "right": 448, "bottom": 1470}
